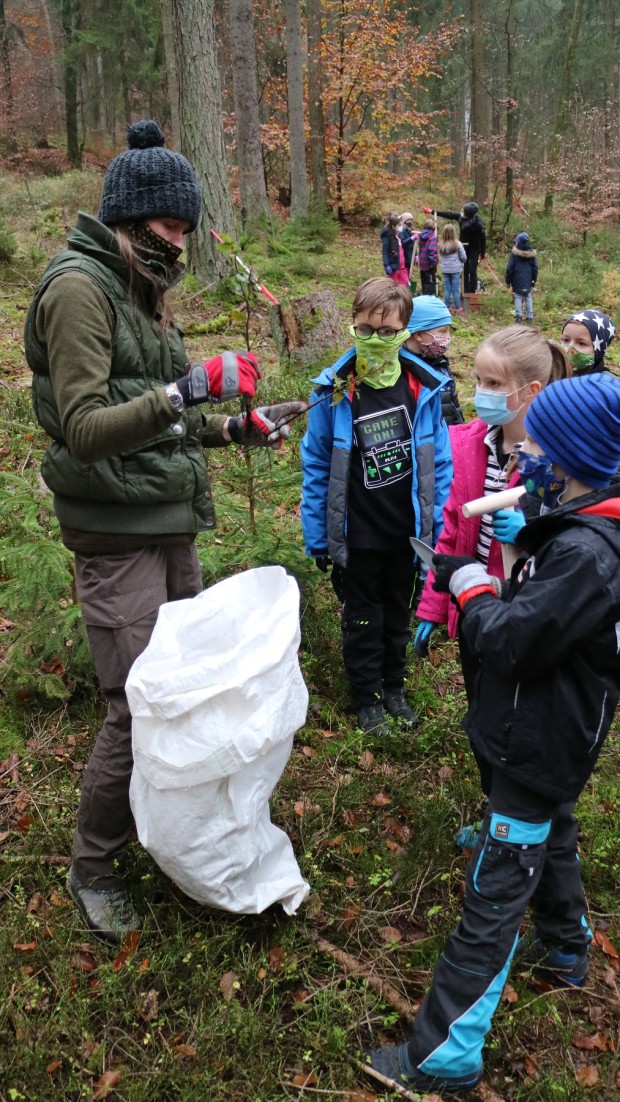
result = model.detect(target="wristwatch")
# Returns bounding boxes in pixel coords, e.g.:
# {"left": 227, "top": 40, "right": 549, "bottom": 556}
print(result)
{"left": 165, "top": 383, "right": 184, "bottom": 414}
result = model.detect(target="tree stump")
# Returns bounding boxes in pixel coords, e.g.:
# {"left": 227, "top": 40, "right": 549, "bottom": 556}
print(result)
{"left": 269, "top": 291, "right": 340, "bottom": 371}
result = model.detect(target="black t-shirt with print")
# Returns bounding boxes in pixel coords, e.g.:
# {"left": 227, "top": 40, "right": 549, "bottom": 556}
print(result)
{"left": 347, "top": 374, "right": 417, "bottom": 549}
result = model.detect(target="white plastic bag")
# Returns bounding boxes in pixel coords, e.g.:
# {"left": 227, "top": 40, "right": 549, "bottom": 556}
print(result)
{"left": 127, "top": 565, "right": 310, "bottom": 915}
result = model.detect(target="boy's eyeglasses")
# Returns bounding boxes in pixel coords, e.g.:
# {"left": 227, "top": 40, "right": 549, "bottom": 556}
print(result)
{"left": 353, "top": 324, "right": 403, "bottom": 342}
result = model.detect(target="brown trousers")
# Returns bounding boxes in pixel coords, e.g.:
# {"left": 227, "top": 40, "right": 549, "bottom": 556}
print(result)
{"left": 72, "top": 544, "right": 202, "bottom": 885}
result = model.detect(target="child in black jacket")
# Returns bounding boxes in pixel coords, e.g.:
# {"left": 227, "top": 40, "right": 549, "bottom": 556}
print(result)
{"left": 367, "top": 373, "right": 620, "bottom": 1096}
{"left": 506, "top": 231, "right": 538, "bottom": 323}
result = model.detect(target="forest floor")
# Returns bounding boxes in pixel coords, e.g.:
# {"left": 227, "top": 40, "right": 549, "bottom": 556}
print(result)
{"left": 1, "top": 167, "right": 620, "bottom": 1102}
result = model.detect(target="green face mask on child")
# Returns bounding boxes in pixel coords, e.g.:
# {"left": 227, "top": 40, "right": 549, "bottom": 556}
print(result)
{"left": 565, "top": 347, "right": 596, "bottom": 374}
{"left": 349, "top": 326, "right": 410, "bottom": 388}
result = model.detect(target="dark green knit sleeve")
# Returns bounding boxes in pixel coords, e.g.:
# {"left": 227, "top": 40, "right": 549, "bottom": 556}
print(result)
{"left": 36, "top": 274, "right": 227, "bottom": 463}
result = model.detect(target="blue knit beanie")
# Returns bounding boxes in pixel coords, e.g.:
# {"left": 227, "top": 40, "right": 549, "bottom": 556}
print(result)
{"left": 98, "top": 120, "right": 201, "bottom": 231}
{"left": 407, "top": 295, "right": 452, "bottom": 333}
{"left": 562, "top": 309, "right": 615, "bottom": 368}
{"left": 515, "top": 232, "right": 530, "bottom": 249}
{"left": 525, "top": 374, "right": 620, "bottom": 488}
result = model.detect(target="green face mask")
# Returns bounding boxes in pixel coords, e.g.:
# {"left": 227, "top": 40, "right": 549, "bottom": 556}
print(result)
{"left": 349, "top": 326, "right": 410, "bottom": 388}
{"left": 565, "top": 346, "right": 595, "bottom": 374}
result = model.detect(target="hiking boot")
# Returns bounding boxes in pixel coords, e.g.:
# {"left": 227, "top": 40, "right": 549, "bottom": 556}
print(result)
{"left": 516, "top": 934, "right": 589, "bottom": 987}
{"left": 367, "top": 1042, "right": 483, "bottom": 1095}
{"left": 67, "top": 868, "right": 142, "bottom": 945}
{"left": 383, "top": 689, "right": 419, "bottom": 728}
{"left": 455, "top": 820, "right": 483, "bottom": 849}
{"left": 356, "top": 702, "right": 391, "bottom": 735}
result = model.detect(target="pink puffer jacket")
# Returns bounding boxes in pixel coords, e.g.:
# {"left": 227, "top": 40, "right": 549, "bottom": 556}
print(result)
{"left": 416, "top": 418, "right": 522, "bottom": 639}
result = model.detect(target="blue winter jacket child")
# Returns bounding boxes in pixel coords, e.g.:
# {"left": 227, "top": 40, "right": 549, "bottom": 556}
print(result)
{"left": 301, "top": 348, "right": 453, "bottom": 567}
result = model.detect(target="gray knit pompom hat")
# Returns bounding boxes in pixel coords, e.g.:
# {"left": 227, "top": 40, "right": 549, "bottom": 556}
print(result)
{"left": 98, "top": 120, "right": 201, "bottom": 231}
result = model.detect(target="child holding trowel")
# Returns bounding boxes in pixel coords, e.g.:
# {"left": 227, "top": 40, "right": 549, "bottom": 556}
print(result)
{"left": 300, "top": 276, "right": 452, "bottom": 735}
{"left": 366, "top": 372, "right": 620, "bottom": 1095}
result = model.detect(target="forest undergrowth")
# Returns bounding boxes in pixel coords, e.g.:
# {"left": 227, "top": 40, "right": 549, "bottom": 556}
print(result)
{"left": 1, "top": 169, "right": 620, "bottom": 1102}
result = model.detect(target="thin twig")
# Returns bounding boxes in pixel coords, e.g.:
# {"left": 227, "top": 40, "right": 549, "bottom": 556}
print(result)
{"left": 350, "top": 1056, "right": 421, "bottom": 1100}
{"left": 303, "top": 930, "right": 418, "bottom": 1022}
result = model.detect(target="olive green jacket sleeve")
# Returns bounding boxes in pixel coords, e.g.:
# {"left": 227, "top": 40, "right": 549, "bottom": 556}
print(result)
{"left": 36, "top": 273, "right": 228, "bottom": 464}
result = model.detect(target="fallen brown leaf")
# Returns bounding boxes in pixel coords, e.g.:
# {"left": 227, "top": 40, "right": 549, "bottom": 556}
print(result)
{"left": 174, "top": 1042, "right": 198, "bottom": 1058}
{"left": 13, "top": 942, "right": 36, "bottom": 952}
{"left": 113, "top": 929, "right": 141, "bottom": 971}
{"left": 358, "top": 750, "right": 374, "bottom": 770}
{"left": 343, "top": 809, "right": 358, "bottom": 827}
{"left": 93, "top": 1069, "right": 122, "bottom": 1099}
{"left": 292, "top": 1071, "right": 317, "bottom": 1087}
{"left": 301, "top": 745, "right": 317, "bottom": 758}
{"left": 524, "top": 1055, "right": 540, "bottom": 1080}
{"left": 0, "top": 830, "right": 10, "bottom": 844}
{"left": 377, "top": 926, "right": 402, "bottom": 943}
{"left": 603, "top": 966, "right": 617, "bottom": 990}
{"left": 269, "top": 946, "right": 286, "bottom": 971}
{"left": 319, "top": 728, "right": 337, "bottom": 738}
{"left": 46, "top": 1059, "right": 62, "bottom": 1073}
{"left": 137, "top": 989, "right": 159, "bottom": 1022}
{"left": 501, "top": 982, "right": 519, "bottom": 1004}
{"left": 342, "top": 904, "right": 362, "bottom": 930}
{"left": 437, "top": 764, "right": 453, "bottom": 781}
{"left": 15, "top": 814, "right": 33, "bottom": 835}
{"left": 219, "top": 970, "right": 239, "bottom": 1000}
{"left": 370, "top": 792, "right": 391, "bottom": 807}
{"left": 70, "top": 949, "right": 96, "bottom": 973}
{"left": 572, "top": 1031, "right": 611, "bottom": 1052}
{"left": 593, "top": 928, "right": 620, "bottom": 965}
{"left": 575, "top": 1065, "right": 599, "bottom": 1087}
{"left": 382, "top": 816, "right": 411, "bottom": 844}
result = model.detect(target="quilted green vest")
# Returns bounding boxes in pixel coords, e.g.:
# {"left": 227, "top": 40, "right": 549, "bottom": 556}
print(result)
{"left": 25, "top": 214, "right": 215, "bottom": 536}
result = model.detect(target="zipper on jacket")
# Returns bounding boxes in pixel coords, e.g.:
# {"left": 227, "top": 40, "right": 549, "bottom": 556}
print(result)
{"left": 590, "top": 691, "right": 608, "bottom": 753}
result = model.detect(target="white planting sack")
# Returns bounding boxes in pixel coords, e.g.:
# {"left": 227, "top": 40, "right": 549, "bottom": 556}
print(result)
{"left": 127, "top": 565, "right": 310, "bottom": 915}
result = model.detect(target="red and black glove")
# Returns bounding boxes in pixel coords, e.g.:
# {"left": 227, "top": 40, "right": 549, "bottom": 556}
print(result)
{"left": 228, "top": 401, "right": 307, "bottom": 449}
{"left": 176, "top": 351, "right": 261, "bottom": 406}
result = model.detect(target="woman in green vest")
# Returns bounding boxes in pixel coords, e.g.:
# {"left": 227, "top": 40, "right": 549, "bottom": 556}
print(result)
{"left": 25, "top": 120, "right": 304, "bottom": 944}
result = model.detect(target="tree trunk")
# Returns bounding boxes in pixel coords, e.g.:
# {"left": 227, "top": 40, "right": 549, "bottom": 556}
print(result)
{"left": 165, "top": 0, "right": 235, "bottom": 282}
{"left": 543, "top": 0, "right": 584, "bottom": 215}
{"left": 229, "top": 0, "right": 269, "bottom": 225}
{"left": 284, "top": 0, "right": 309, "bottom": 217}
{"left": 504, "top": 0, "right": 517, "bottom": 211}
{"left": 161, "top": 0, "right": 181, "bottom": 149}
{"left": 61, "top": 0, "right": 82, "bottom": 168}
{"left": 270, "top": 290, "right": 339, "bottom": 370}
{"left": 306, "top": 0, "right": 329, "bottom": 203}
{"left": 470, "top": 0, "right": 489, "bottom": 202}
{"left": 0, "top": 0, "right": 17, "bottom": 151}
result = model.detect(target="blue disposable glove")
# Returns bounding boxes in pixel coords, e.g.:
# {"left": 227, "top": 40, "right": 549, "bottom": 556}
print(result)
{"left": 385, "top": 265, "right": 393, "bottom": 275}
{"left": 414, "top": 620, "right": 436, "bottom": 658}
{"left": 492, "top": 508, "right": 525, "bottom": 545}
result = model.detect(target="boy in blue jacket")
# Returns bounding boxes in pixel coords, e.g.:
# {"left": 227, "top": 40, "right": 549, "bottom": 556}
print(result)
{"left": 367, "top": 373, "right": 620, "bottom": 1095}
{"left": 301, "top": 277, "right": 452, "bottom": 735}
{"left": 506, "top": 231, "right": 538, "bottom": 323}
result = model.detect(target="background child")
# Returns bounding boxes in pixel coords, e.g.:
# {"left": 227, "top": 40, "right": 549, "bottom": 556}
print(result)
{"left": 560, "top": 308, "right": 615, "bottom": 374}
{"left": 380, "top": 212, "right": 408, "bottom": 286}
{"left": 415, "top": 217, "right": 438, "bottom": 295}
{"left": 398, "top": 211, "right": 415, "bottom": 272}
{"left": 300, "top": 277, "right": 452, "bottom": 735}
{"left": 369, "top": 373, "right": 620, "bottom": 1096}
{"left": 415, "top": 327, "right": 569, "bottom": 683}
{"left": 426, "top": 201, "right": 486, "bottom": 292}
{"left": 505, "top": 231, "right": 538, "bottom": 323}
{"left": 403, "top": 294, "right": 464, "bottom": 425}
{"left": 438, "top": 223, "right": 466, "bottom": 312}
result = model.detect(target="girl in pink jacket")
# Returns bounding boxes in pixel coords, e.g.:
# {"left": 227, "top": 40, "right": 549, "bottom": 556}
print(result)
{"left": 415, "top": 326, "right": 569, "bottom": 692}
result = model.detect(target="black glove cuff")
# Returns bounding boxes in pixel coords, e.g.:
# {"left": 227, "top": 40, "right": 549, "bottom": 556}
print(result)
{"left": 227, "top": 415, "right": 244, "bottom": 444}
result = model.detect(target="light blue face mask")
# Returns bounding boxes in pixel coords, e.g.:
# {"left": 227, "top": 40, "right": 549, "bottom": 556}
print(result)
{"left": 474, "top": 387, "right": 525, "bottom": 426}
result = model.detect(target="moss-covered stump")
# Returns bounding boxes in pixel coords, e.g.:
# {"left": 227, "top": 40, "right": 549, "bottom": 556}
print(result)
{"left": 269, "top": 291, "right": 339, "bottom": 370}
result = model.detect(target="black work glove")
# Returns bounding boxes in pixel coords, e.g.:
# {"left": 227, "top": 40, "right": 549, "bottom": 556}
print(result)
{"left": 432, "top": 553, "right": 478, "bottom": 594}
{"left": 228, "top": 402, "right": 307, "bottom": 449}
{"left": 315, "top": 555, "right": 332, "bottom": 573}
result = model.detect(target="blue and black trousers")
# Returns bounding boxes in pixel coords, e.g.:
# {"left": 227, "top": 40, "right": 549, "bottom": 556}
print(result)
{"left": 406, "top": 766, "right": 591, "bottom": 1080}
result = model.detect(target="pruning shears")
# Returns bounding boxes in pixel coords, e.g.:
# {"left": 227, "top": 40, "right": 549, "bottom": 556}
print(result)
{"left": 210, "top": 229, "right": 280, "bottom": 306}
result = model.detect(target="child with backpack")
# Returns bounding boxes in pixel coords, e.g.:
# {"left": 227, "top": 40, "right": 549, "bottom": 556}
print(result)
{"left": 380, "top": 213, "right": 408, "bottom": 286}
{"left": 368, "top": 372, "right": 620, "bottom": 1096}
{"left": 505, "top": 232, "right": 538, "bottom": 323}
{"left": 415, "top": 218, "right": 438, "bottom": 295}
{"left": 438, "top": 224, "right": 466, "bottom": 312}
{"left": 403, "top": 295, "right": 464, "bottom": 425}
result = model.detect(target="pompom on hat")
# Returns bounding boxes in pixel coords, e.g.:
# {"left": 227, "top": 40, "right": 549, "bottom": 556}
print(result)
{"left": 407, "top": 295, "right": 452, "bottom": 333}
{"left": 98, "top": 120, "right": 201, "bottom": 232}
{"left": 524, "top": 373, "right": 620, "bottom": 488}
{"left": 562, "top": 308, "right": 615, "bottom": 368}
